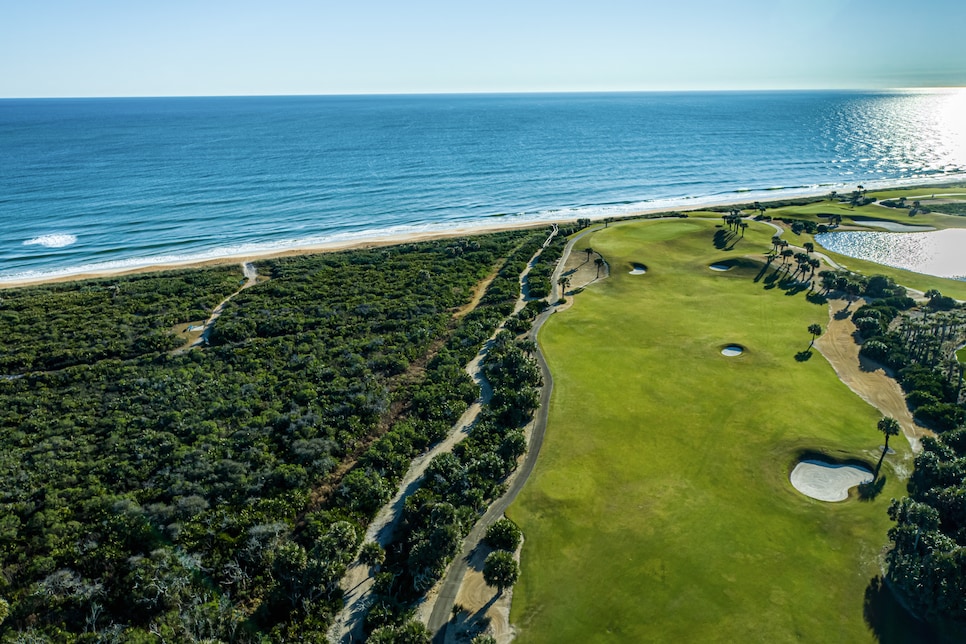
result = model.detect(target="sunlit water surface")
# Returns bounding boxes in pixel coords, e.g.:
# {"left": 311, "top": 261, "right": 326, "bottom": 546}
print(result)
{"left": 815, "top": 228, "right": 966, "bottom": 280}
{"left": 2, "top": 89, "right": 965, "bottom": 281}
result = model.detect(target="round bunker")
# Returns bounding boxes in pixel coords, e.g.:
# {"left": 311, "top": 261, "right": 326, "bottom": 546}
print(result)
{"left": 709, "top": 263, "right": 732, "bottom": 271}
{"left": 628, "top": 263, "right": 647, "bottom": 275}
{"left": 790, "top": 459, "right": 873, "bottom": 502}
{"left": 721, "top": 345, "right": 744, "bottom": 357}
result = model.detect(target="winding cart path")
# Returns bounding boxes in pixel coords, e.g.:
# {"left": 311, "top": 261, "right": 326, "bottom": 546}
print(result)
{"left": 328, "top": 229, "right": 558, "bottom": 643}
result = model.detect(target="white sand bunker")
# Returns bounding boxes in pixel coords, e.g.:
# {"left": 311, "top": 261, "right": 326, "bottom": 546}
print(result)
{"left": 629, "top": 263, "right": 647, "bottom": 275}
{"left": 790, "top": 459, "right": 873, "bottom": 502}
{"left": 721, "top": 345, "right": 743, "bottom": 357}
{"left": 709, "top": 263, "right": 732, "bottom": 271}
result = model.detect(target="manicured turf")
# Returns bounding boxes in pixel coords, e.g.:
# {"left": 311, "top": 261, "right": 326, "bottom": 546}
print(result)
{"left": 753, "top": 197, "right": 966, "bottom": 300}
{"left": 508, "top": 218, "right": 912, "bottom": 642}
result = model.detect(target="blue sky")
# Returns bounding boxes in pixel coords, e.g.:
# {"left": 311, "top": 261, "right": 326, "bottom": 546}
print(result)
{"left": 2, "top": 0, "right": 964, "bottom": 97}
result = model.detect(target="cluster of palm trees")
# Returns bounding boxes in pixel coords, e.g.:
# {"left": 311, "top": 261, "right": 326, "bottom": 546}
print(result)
{"left": 896, "top": 306, "right": 966, "bottom": 388}
{"left": 721, "top": 210, "right": 749, "bottom": 236}
{"left": 768, "top": 235, "right": 821, "bottom": 285}
{"left": 557, "top": 248, "right": 607, "bottom": 297}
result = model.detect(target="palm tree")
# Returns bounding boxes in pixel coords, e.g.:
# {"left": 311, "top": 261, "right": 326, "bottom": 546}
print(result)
{"left": 808, "top": 323, "right": 822, "bottom": 348}
{"left": 739, "top": 222, "right": 748, "bottom": 237}
{"left": 483, "top": 551, "right": 519, "bottom": 595}
{"left": 874, "top": 416, "right": 901, "bottom": 478}
{"left": 877, "top": 417, "right": 900, "bottom": 452}
{"left": 803, "top": 242, "right": 814, "bottom": 254}
{"left": 584, "top": 247, "right": 594, "bottom": 263}
{"left": 558, "top": 276, "right": 571, "bottom": 295}
{"left": 594, "top": 257, "right": 605, "bottom": 278}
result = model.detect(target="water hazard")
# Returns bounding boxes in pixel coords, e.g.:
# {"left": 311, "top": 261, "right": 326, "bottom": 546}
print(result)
{"left": 815, "top": 228, "right": 966, "bottom": 280}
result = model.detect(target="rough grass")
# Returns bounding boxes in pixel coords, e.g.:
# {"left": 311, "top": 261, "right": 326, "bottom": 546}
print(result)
{"left": 508, "top": 218, "right": 912, "bottom": 643}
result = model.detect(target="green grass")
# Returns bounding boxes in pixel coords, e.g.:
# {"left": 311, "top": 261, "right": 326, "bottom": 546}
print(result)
{"left": 761, "top": 200, "right": 966, "bottom": 230}
{"left": 686, "top": 200, "right": 966, "bottom": 300}
{"left": 508, "top": 218, "right": 912, "bottom": 642}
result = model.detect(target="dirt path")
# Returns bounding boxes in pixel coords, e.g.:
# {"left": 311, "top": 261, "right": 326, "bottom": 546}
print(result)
{"left": 814, "top": 297, "right": 933, "bottom": 453}
{"left": 454, "top": 269, "right": 499, "bottom": 320}
{"left": 172, "top": 262, "right": 259, "bottom": 354}
{"left": 328, "top": 231, "right": 558, "bottom": 643}
{"left": 425, "top": 225, "right": 604, "bottom": 642}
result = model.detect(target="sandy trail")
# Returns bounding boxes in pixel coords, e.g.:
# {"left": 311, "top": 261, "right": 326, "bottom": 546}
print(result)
{"left": 171, "top": 262, "right": 259, "bottom": 354}
{"left": 424, "top": 225, "right": 605, "bottom": 642}
{"left": 814, "top": 297, "right": 932, "bottom": 452}
{"left": 328, "top": 230, "right": 558, "bottom": 643}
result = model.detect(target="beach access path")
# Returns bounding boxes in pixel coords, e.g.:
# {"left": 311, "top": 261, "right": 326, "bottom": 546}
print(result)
{"left": 172, "top": 262, "right": 259, "bottom": 354}
{"left": 327, "top": 227, "right": 559, "bottom": 643}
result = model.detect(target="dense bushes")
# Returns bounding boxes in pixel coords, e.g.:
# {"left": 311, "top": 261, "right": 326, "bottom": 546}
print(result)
{"left": 0, "top": 230, "right": 539, "bottom": 641}
{"left": 853, "top": 286, "right": 965, "bottom": 433}
{"left": 524, "top": 232, "right": 566, "bottom": 299}
{"left": 887, "top": 428, "right": 966, "bottom": 629}
{"left": 0, "top": 267, "right": 242, "bottom": 373}
{"left": 368, "top": 329, "right": 542, "bottom": 628}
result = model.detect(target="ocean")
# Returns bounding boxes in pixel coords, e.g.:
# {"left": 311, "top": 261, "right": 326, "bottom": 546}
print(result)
{"left": 1, "top": 90, "right": 964, "bottom": 283}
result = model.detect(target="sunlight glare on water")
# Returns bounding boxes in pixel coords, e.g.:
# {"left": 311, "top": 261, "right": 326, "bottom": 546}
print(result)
{"left": 816, "top": 229, "right": 966, "bottom": 280}
{"left": 831, "top": 88, "right": 966, "bottom": 178}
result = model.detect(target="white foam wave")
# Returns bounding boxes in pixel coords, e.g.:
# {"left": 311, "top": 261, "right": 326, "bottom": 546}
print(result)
{"left": 3, "top": 172, "right": 965, "bottom": 285}
{"left": 23, "top": 233, "right": 77, "bottom": 248}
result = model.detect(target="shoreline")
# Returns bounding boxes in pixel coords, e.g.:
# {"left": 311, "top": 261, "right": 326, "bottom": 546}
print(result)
{"left": 3, "top": 180, "right": 963, "bottom": 290}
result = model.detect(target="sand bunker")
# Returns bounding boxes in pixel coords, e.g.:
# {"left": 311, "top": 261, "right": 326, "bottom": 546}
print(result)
{"left": 628, "top": 263, "right": 647, "bottom": 275}
{"left": 790, "top": 459, "right": 873, "bottom": 502}
{"left": 721, "top": 345, "right": 743, "bottom": 357}
{"left": 709, "top": 263, "right": 732, "bottom": 271}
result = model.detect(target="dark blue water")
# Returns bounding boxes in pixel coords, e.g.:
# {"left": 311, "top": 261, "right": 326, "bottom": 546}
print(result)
{"left": 2, "top": 91, "right": 964, "bottom": 282}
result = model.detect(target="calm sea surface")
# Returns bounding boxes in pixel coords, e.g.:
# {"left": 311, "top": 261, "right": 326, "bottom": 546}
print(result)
{"left": 2, "top": 90, "right": 964, "bottom": 282}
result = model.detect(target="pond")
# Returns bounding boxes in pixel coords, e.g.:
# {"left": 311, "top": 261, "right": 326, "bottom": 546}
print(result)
{"left": 815, "top": 228, "right": 966, "bottom": 280}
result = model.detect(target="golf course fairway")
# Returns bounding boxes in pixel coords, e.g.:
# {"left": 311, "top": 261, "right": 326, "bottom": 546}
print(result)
{"left": 508, "top": 217, "right": 913, "bottom": 642}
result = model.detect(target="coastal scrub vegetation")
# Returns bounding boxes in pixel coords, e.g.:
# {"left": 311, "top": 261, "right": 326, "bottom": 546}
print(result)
{"left": 886, "top": 427, "right": 966, "bottom": 631}
{"left": 0, "top": 268, "right": 242, "bottom": 373}
{"left": 0, "top": 228, "right": 546, "bottom": 641}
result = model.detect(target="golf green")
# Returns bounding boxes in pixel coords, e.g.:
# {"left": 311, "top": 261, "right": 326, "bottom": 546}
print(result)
{"left": 508, "top": 217, "right": 910, "bottom": 642}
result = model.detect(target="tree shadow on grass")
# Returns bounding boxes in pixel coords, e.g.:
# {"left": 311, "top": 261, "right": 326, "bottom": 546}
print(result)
{"left": 806, "top": 292, "right": 828, "bottom": 305}
{"left": 795, "top": 350, "right": 813, "bottom": 362}
{"left": 713, "top": 229, "right": 737, "bottom": 250}
{"left": 753, "top": 259, "right": 775, "bottom": 283}
{"left": 857, "top": 475, "right": 886, "bottom": 501}
{"left": 864, "top": 576, "right": 942, "bottom": 643}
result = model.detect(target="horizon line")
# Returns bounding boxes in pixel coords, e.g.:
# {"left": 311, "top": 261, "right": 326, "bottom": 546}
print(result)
{"left": 3, "top": 86, "right": 965, "bottom": 101}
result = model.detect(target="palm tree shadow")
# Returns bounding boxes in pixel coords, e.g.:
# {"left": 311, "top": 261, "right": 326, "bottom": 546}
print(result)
{"left": 753, "top": 261, "right": 773, "bottom": 283}
{"left": 864, "top": 576, "right": 942, "bottom": 643}
{"left": 444, "top": 594, "right": 498, "bottom": 644}
{"left": 795, "top": 350, "right": 813, "bottom": 362}
{"left": 713, "top": 230, "right": 734, "bottom": 250}
{"left": 858, "top": 475, "right": 886, "bottom": 500}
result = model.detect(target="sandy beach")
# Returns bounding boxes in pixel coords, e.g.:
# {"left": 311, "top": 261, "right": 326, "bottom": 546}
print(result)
{"left": 3, "top": 181, "right": 963, "bottom": 290}
{"left": 0, "top": 191, "right": 826, "bottom": 290}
